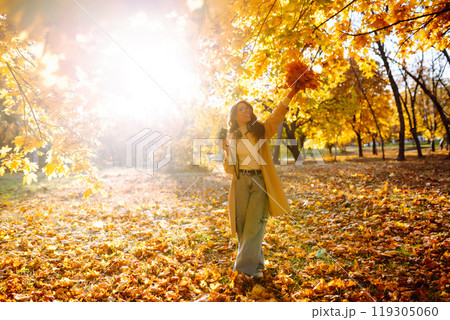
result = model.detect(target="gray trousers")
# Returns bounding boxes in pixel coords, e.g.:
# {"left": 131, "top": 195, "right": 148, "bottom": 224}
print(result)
{"left": 233, "top": 173, "right": 269, "bottom": 276}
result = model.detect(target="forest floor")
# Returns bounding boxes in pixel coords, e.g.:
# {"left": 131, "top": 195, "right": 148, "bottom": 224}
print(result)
{"left": 0, "top": 150, "right": 449, "bottom": 301}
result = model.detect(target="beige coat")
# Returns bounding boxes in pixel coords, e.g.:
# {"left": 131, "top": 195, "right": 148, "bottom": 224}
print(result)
{"left": 223, "top": 97, "right": 292, "bottom": 237}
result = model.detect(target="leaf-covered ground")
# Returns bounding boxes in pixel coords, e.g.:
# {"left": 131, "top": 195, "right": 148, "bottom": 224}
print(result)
{"left": 0, "top": 153, "right": 449, "bottom": 301}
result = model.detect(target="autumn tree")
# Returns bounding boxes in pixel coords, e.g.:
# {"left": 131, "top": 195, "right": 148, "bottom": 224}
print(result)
{"left": 0, "top": 99, "right": 21, "bottom": 148}
{"left": 194, "top": 0, "right": 449, "bottom": 161}
{"left": 398, "top": 54, "right": 450, "bottom": 158}
{"left": 1, "top": 0, "right": 201, "bottom": 190}
{"left": 399, "top": 66, "right": 423, "bottom": 157}
{"left": 343, "top": 1, "right": 450, "bottom": 158}
{"left": 0, "top": 16, "right": 103, "bottom": 194}
{"left": 336, "top": 59, "right": 393, "bottom": 159}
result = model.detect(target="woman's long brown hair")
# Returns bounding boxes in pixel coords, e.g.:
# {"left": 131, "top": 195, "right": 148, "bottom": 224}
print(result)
{"left": 228, "top": 100, "right": 265, "bottom": 140}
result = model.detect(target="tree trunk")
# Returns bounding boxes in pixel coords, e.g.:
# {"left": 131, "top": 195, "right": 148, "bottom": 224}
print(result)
{"left": 432, "top": 117, "right": 436, "bottom": 152}
{"left": 110, "top": 144, "right": 116, "bottom": 166}
{"left": 411, "top": 128, "right": 423, "bottom": 157}
{"left": 371, "top": 133, "right": 378, "bottom": 155}
{"left": 284, "top": 122, "right": 300, "bottom": 161}
{"left": 401, "top": 74, "right": 424, "bottom": 158}
{"left": 286, "top": 143, "right": 300, "bottom": 161}
{"left": 411, "top": 100, "right": 423, "bottom": 158}
{"left": 376, "top": 41, "right": 406, "bottom": 161}
{"left": 272, "top": 122, "right": 283, "bottom": 164}
{"left": 443, "top": 49, "right": 450, "bottom": 65}
{"left": 334, "top": 125, "right": 342, "bottom": 161}
{"left": 356, "top": 131, "right": 363, "bottom": 157}
{"left": 402, "top": 68, "right": 450, "bottom": 159}
{"left": 351, "top": 116, "right": 363, "bottom": 157}
{"left": 350, "top": 60, "right": 385, "bottom": 160}
{"left": 299, "top": 134, "right": 307, "bottom": 159}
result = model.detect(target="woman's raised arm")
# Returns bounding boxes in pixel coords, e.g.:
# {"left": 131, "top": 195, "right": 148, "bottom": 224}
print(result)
{"left": 264, "top": 87, "right": 300, "bottom": 138}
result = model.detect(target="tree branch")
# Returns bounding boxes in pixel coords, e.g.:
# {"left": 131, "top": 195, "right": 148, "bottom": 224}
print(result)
{"left": 442, "top": 48, "right": 450, "bottom": 65}
{"left": 8, "top": 64, "right": 71, "bottom": 128}
{"left": 242, "top": 0, "right": 278, "bottom": 68}
{"left": 347, "top": 4, "right": 450, "bottom": 37}
{"left": 295, "top": 117, "right": 312, "bottom": 127}
{"left": 393, "top": 13, "right": 439, "bottom": 57}
{"left": 6, "top": 62, "right": 44, "bottom": 140}
{"left": 291, "top": 0, "right": 314, "bottom": 31}
{"left": 349, "top": 59, "right": 385, "bottom": 159}
{"left": 438, "top": 78, "right": 450, "bottom": 99}
{"left": 14, "top": 47, "right": 36, "bottom": 68}
{"left": 313, "top": 0, "right": 358, "bottom": 33}
{"left": 391, "top": 56, "right": 450, "bottom": 152}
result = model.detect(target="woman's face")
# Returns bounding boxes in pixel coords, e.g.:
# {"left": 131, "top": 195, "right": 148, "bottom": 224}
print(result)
{"left": 235, "top": 102, "right": 253, "bottom": 126}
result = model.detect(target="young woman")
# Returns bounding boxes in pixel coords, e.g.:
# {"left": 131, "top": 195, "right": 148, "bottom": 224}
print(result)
{"left": 222, "top": 86, "right": 301, "bottom": 279}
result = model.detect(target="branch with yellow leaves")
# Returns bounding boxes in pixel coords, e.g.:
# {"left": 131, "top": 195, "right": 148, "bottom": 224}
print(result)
{"left": 345, "top": 3, "right": 450, "bottom": 37}
{"left": 313, "top": 0, "right": 358, "bottom": 33}
{"left": 5, "top": 61, "right": 44, "bottom": 140}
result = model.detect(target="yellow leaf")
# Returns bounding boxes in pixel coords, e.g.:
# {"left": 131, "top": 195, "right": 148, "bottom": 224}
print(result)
{"left": 13, "top": 136, "right": 25, "bottom": 150}
{"left": 9, "top": 159, "right": 20, "bottom": 172}
{"left": 444, "top": 251, "right": 450, "bottom": 260}
{"left": 83, "top": 187, "right": 93, "bottom": 198}
{"left": 283, "top": 48, "right": 300, "bottom": 62}
{"left": 23, "top": 161, "right": 38, "bottom": 174}
{"left": 354, "top": 35, "right": 370, "bottom": 49}
{"left": 43, "top": 161, "right": 59, "bottom": 176}
{"left": 0, "top": 89, "right": 8, "bottom": 99}
{"left": 23, "top": 172, "right": 37, "bottom": 185}
{"left": 29, "top": 136, "right": 44, "bottom": 150}
{"left": 210, "top": 282, "right": 220, "bottom": 291}
{"left": 251, "top": 284, "right": 265, "bottom": 296}
{"left": 382, "top": 251, "right": 397, "bottom": 257}
{"left": 0, "top": 146, "right": 11, "bottom": 158}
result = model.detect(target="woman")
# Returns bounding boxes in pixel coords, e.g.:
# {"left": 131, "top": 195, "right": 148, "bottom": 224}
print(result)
{"left": 222, "top": 86, "right": 301, "bottom": 279}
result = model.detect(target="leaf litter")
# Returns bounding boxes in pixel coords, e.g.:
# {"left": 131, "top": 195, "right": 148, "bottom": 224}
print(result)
{"left": 0, "top": 155, "right": 449, "bottom": 301}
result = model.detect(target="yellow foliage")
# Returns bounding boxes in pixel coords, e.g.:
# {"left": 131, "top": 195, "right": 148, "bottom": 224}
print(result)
{"left": 23, "top": 172, "right": 37, "bottom": 185}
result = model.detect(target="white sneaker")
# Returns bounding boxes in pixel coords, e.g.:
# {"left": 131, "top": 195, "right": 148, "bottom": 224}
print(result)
{"left": 253, "top": 270, "right": 264, "bottom": 280}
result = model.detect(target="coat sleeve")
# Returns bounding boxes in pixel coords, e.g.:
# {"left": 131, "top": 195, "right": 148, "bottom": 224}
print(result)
{"left": 222, "top": 133, "right": 236, "bottom": 175}
{"left": 264, "top": 96, "right": 292, "bottom": 138}
{"left": 223, "top": 155, "right": 235, "bottom": 174}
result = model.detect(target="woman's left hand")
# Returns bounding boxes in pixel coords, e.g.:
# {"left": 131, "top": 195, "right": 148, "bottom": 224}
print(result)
{"left": 222, "top": 140, "right": 229, "bottom": 155}
{"left": 287, "top": 82, "right": 302, "bottom": 98}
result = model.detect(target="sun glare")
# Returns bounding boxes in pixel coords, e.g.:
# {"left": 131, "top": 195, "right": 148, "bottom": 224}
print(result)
{"left": 77, "top": 11, "right": 201, "bottom": 122}
{"left": 187, "top": 0, "right": 204, "bottom": 12}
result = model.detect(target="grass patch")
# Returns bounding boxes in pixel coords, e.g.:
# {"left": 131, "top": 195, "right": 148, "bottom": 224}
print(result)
{"left": 0, "top": 172, "right": 72, "bottom": 203}
{"left": 397, "top": 246, "right": 412, "bottom": 257}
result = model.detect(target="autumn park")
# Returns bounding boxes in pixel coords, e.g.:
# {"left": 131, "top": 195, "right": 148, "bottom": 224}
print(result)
{"left": 0, "top": 0, "right": 449, "bottom": 303}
